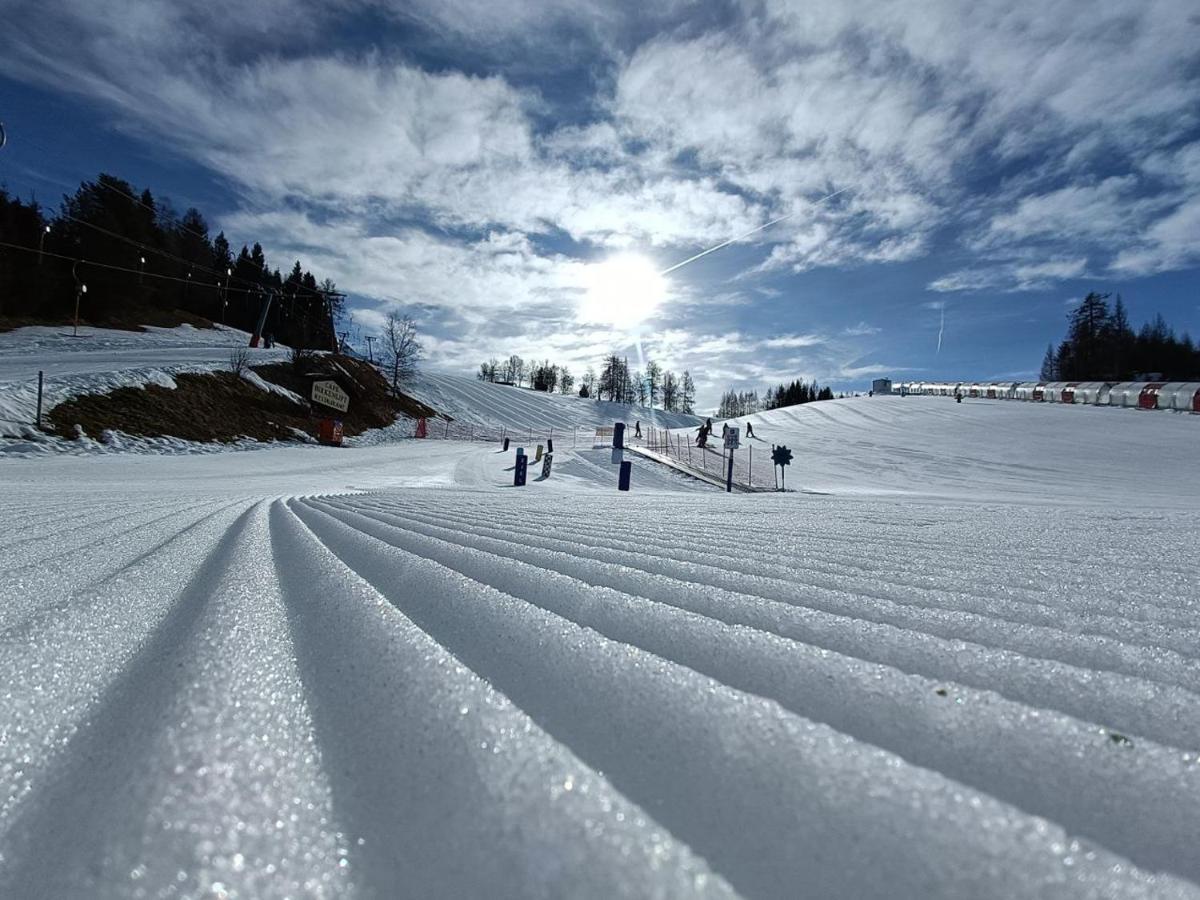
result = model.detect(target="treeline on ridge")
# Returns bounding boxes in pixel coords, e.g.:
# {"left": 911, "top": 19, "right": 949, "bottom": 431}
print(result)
{"left": 479, "top": 352, "right": 697, "bottom": 413}
{"left": 717, "top": 379, "right": 835, "bottom": 418}
{"left": 0, "top": 175, "right": 340, "bottom": 348}
{"left": 1040, "top": 292, "right": 1200, "bottom": 381}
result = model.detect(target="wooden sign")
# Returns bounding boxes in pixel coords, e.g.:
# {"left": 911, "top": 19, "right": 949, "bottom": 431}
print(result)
{"left": 311, "top": 380, "right": 349, "bottom": 412}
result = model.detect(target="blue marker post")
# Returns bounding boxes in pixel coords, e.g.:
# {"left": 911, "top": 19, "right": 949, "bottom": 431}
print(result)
{"left": 618, "top": 460, "right": 632, "bottom": 491}
{"left": 613, "top": 422, "right": 625, "bottom": 449}
{"left": 514, "top": 449, "right": 528, "bottom": 487}
{"left": 502, "top": 436, "right": 510, "bottom": 452}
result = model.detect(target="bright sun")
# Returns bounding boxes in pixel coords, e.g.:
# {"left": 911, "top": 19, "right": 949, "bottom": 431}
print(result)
{"left": 578, "top": 254, "right": 667, "bottom": 327}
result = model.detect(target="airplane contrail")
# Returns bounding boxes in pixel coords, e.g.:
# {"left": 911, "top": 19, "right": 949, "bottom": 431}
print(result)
{"left": 937, "top": 306, "right": 945, "bottom": 354}
{"left": 658, "top": 187, "right": 849, "bottom": 276}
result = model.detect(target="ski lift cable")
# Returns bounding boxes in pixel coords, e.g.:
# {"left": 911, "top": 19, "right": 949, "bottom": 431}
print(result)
{"left": 0, "top": 238, "right": 286, "bottom": 297}
{"left": 0, "top": 126, "right": 334, "bottom": 302}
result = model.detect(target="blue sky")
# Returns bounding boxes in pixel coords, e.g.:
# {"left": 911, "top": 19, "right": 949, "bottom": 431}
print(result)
{"left": 2, "top": 0, "right": 1198, "bottom": 408}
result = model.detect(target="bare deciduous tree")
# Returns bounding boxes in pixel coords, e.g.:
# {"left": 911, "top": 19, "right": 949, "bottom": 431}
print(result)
{"left": 382, "top": 313, "right": 422, "bottom": 392}
{"left": 228, "top": 346, "right": 250, "bottom": 377}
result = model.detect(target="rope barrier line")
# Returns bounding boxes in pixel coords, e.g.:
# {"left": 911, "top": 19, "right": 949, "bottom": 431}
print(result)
{"left": 0, "top": 238, "right": 284, "bottom": 296}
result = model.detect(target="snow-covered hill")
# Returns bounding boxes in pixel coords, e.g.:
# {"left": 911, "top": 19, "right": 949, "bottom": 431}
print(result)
{"left": 682, "top": 393, "right": 1200, "bottom": 508}
{"left": 0, "top": 324, "right": 290, "bottom": 441}
{"left": 408, "top": 371, "right": 703, "bottom": 431}
{"left": 2, "top": 331, "right": 1199, "bottom": 898}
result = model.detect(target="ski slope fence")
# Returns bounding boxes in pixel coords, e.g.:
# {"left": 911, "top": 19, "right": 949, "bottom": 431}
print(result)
{"left": 641, "top": 425, "right": 766, "bottom": 491}
{"left": 418, "top": 419, "right": 763, "bottom": 491}
{"left": 420, "top": 419, "right": 628, "bottom": 453}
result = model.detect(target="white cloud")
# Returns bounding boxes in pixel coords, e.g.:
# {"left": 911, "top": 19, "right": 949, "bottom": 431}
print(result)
{"left": 928, "top": 257, "right": 1089, "bottom": 293}
{"left": 761, "top": 334, "right": 825, "bottom": 349}
{"left": 1111, "top": 196, "right": 1200, "bottom": 275}
{"left": 2, "top": 0, "right": 1199, "bottom": 398}
{"left": 843, "top": 322, "right": 880, "bottom": 336}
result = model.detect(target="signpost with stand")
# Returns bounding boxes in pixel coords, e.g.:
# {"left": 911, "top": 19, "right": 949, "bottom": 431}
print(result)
{"left": 723, "top": 426, "right": 740, "bottom": 493}
{"left": 771, "top": 444, "right": 793, "bottom": 491}
{"left": 311, "top": 379, "right": 350, "bottom": 446}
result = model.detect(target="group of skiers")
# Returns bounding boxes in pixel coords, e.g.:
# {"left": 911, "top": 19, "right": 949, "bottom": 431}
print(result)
{"left": 694, "top": 418, "right": 754, "bottom": 448}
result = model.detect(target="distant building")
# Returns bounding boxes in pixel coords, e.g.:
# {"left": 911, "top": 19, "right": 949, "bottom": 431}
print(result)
{"left": 871, "top": 378, "right": 893, "bottom": 395}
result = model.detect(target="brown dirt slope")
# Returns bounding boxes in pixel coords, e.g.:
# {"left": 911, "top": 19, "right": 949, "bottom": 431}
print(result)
{"left": 48, "top": 354, "right": 440, "bottom": 444}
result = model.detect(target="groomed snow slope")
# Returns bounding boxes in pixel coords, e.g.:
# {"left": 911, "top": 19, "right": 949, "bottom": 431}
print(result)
{"left": 408, "top": 371, "right": 703, "bottom": 431}
{"left": 699, "top": 393, "right": 1200, "bottom": 507}
{"left": 1, "top": 403, "right": 1199, "bottom": 898}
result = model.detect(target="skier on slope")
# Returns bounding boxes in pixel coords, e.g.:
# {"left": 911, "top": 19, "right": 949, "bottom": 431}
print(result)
{"left": 696, "top": 418, "right": 712, "bottom": 447}
{"left": 745, "top": 421, "right": 755, "bottom": 439}
{"left": 635, "top": 420, "right": 642, "bottom": 439}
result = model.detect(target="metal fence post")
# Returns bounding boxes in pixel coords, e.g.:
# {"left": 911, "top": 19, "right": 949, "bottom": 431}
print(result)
{"left": 749, "top": 444, "right": 753, "bottom": 487}
{"left": 35, "top": 370, "right": 44, "bottom": 428}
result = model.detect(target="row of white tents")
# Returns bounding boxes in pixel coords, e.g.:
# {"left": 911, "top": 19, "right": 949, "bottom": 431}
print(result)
{"left": 894, "top": 381, "right": 1200, "bottom": 412}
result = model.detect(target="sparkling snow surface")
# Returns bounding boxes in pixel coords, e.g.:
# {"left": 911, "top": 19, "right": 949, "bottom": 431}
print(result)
{"left": 1, "top": 391, "right": 1199, "bottom": 899}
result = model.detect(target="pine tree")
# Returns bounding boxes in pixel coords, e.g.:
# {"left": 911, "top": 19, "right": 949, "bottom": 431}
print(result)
{"left": 661, "top": 371, "right": 678, "bottom": 411}
{"left": 681, "top": 371, "right": 696, "bottom": 414}
{"left": 645, "top": 360, "right": 662, "bottom": 409}
{"left": 1039, "top": 344, "right": 1058, "bottom": 381}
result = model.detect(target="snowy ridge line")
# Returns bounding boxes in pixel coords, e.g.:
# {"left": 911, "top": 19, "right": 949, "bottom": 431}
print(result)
{"left": 290, "top": 497, "right": 1197, "bottom": 899}
{"left": 370, "top": 499, "right": 1200, "bottom": 653}
{"left": 0, "top": 498, "right": 218, "bottom": 574}
{"left": 380, "top": 492, "right": 1200, "bottom": 608}
{"left": 0, "top": 500, "right": 142, "bottom": 537}
{"left": 0, "top": 501, "right": 236, "bottom": 636}
{"left": 322, "top": 497, "right": 1200, "bottom": 752}
{"left": 304, "top": 496, "right": 1200, "bottom": 885}
{"left": 0, "top": 501, "right": 253, "bottom": 839}
{"left": 364, "top": 489, "right": 1200, "bottom": 632}
{"left": 411, "top": 498, "right": 1199, "bottom": 616}
{"left": 268, "top": 500, "right": 736, "bottom": 899}
{"left": 0, "top": 502, "right": 180, "bottom": 554}
{"left": 339, "top": 498, "right": 1200, "bottom": 697}
{"left": 0, "top": 503, "right": 353, "bottom": 899}
{"left": 361, "top": 488, "right": 1200, "bottom": 645}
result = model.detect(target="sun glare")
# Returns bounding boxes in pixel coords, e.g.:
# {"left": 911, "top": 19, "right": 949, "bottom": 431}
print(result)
{"left": 579, "top": 254, "right": 667, "bottom": 327}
